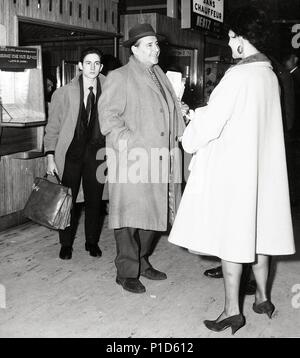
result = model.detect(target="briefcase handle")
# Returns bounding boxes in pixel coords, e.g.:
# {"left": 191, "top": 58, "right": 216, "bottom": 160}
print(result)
{"left": 44, "top": 172, "right": 62, "bottom": 185}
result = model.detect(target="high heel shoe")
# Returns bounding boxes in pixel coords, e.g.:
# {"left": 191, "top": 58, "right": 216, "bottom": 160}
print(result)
{"left": 252, "top": 300, "right": 275, "bottom": 318}
{"left": 203, "top": 313, "right": 245, "bottom": 335}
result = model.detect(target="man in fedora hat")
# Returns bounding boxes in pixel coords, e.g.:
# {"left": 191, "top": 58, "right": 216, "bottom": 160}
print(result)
{"left": 98, "top": 23, "right": 186, "bottom": 293}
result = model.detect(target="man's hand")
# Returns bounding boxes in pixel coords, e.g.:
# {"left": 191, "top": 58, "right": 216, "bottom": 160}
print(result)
{"left": 46, "top": 154, "right": 59, "bottom": 176}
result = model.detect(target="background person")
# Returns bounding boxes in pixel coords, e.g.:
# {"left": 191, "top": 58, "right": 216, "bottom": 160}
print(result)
{"left": 283, "top": 51, "right": 300, "bottom": 139}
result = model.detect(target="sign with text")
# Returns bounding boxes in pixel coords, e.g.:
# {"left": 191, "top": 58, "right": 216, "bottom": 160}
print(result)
{"left": 0, "top": 46, "right": 38, "bottom": 70}
{"left": 182, "top": 0, "right": 225, "bottom": 37}
{"left": 193, "top": 0, "right": 224, "bottom": 23}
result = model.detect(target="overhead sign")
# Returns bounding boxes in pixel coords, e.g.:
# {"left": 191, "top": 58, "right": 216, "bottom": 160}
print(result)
{"left": 193, "top": 0, "right": 224, "bottom": 23}
{"left": 0, "top": 46, "right": 38, "bottom": 70}
{"left": 182, "top": 0, "right": 225, "bottom": 37}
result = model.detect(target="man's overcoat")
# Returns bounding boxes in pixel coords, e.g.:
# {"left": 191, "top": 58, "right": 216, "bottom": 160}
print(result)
{"left": 98, "top": 56, "right": 185, "bottom": 230}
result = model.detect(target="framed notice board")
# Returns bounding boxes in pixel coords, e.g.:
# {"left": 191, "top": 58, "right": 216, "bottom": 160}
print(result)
{"left": 0, "top": 45, "right": 46, "bottom": 127}
{"left": 0, "top": 45, "right": 45, "bottom": 156}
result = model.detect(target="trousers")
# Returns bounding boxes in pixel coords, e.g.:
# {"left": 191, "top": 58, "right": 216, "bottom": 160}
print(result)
{"left": 114, "top": 227, "right": 156, "bottom": 278}
{"left": 59, "top": 145, "right": 105, "bottom": 247}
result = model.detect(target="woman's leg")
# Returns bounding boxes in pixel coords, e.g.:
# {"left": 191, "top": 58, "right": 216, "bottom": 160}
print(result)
{"left": 251, "top": 254, "right": 269, "bottom": 304}
{"left": 217, "top": 260, "right": 243, "bottom": 321}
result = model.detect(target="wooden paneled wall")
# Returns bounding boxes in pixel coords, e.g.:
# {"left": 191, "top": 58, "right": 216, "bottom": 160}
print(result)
{"left": 0, "top": 0, "right": 119, "bottom": 45}
{"left": 0, "top": 127, "right": 38, "bottom": 156}
{"left": 0, "top": 156, "right": 46, "bottom": 217}
{"left": 121, "top": 13, "right": 204, "bottom": 49}
{"left": 41, "top": 38, "right": 117, "bottom": 72}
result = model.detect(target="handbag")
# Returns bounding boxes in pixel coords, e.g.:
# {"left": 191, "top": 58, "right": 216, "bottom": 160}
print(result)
{"left": 23, "top": 172, "right": 72, "bottom": 230}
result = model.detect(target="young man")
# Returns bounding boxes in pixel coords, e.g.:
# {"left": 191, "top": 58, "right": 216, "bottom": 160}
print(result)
{"left": 44, "top": 48, "right": 106, "bottom": 260}
{"left": 98, "top": 23, "right": 186, "bottom": 294}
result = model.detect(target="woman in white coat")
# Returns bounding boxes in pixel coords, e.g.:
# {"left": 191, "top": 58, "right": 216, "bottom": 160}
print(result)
{"left": 168, "top": 6, "right": 295, "bottom": 334}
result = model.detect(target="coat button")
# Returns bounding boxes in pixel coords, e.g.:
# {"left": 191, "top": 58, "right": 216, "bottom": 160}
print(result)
{"left": 160, "top": 108, "right": 164, "bottom": 113}
{"left": 175, "top": 136, "right": 178, "bottom": 141}
{"left": 159, "top": 155, "right": 163, "bottom": 160}
{"left": 161, "top": 132, "right": 165, "bottom": 136}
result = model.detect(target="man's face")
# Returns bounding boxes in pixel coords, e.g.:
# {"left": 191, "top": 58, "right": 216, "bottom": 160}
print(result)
{"left": 79, "top": 53, "right": 103, "bottom": 80}
{"left": 132, "top": 36, "right": 160, "bottom": 67}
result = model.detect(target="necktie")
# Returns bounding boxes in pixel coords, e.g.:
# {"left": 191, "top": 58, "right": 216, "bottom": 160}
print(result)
{"left": 148, "top": 68, "right": 166, "bottom": 101}
{"left": 86, "top": 86, "right": 95, "bottom": 122}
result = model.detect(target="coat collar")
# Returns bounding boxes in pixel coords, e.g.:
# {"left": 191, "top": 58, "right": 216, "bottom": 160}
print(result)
{"left": 236, "top": 53, "right": 271, "bottom": 66}
{"left": 67, "top": 73, "right": 106, "bottom": 127}
{"left": 128, "top": 56, "right": 185, "bottom": 139}
{"left": 70, "top": 72, "right": 106, "bottom": 88}
{"left": 128, "top": 56, "right": 163, "bottom": 97}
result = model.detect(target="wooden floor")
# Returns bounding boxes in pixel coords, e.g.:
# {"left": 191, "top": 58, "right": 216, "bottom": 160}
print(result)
{"left": 0, "top": 210, "right": 300, "bottom": 338}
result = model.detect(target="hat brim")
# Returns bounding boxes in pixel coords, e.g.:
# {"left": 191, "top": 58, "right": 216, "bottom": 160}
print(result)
{"left": 123, "top": 32, "right": 165, "bottom": 48}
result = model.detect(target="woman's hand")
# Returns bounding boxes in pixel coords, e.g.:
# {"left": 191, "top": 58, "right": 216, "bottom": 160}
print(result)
{"left": 179, "top": 101, "right": 190, "bottom": 117}
{"left": 46, "top": 154, "right": 59, "bottom": 176}
{"left": 178, "top": 101, "right": 191, "bottom": 124}
{"left": 185, "top": 109, "right": 195, "bottom": 122}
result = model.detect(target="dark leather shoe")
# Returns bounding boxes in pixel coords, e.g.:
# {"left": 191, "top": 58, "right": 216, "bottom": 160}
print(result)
{"left": 204, "top": 265, "right": 223, "bottom": 278}
{"left": 116, "top": 277, "right": 146, "bottom": 294}
{"left": 59, "top": 246, "right": 72, "bottom": 260}
{"left": 85, "top": 243, "right": 102, "bottom": 257}
{"left": 140, "top": 267, "right": 167, "bottom": 280}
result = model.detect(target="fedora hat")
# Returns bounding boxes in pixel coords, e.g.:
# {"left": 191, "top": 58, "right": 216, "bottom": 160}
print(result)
{"left": 123, "top": 23, "right": 165, "bottom": 47}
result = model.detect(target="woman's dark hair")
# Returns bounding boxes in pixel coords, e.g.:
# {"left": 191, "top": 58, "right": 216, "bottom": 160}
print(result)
{"left": 79, "top": 47, "right": 103, "bottom": 64}
{"left": 227, "top": 6, "right": 271, "bottom": 53}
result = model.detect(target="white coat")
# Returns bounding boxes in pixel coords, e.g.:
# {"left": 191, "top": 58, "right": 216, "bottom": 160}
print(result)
{"left": 168, "top": 57, "right": 295, "bottom": 263}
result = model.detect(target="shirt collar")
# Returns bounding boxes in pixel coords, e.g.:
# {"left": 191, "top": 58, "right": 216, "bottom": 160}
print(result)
{"left": 83, "top": 77, "right": 97, "bottom": 94}
{"left": 290, "top": 66, "right": 298, "bottom": 74}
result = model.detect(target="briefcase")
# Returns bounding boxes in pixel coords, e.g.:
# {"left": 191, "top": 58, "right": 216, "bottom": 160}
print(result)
{"left": 23, "top": 173, "right": 72, "bottom": 230}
